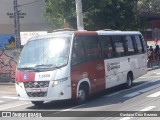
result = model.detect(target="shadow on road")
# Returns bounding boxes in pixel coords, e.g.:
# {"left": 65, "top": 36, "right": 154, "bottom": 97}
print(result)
{"left": 26, "top": 80, "right": 160, "bottom": 110}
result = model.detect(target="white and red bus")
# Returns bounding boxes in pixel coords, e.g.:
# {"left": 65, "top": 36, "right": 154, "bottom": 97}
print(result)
{"left": 15, "top": 30, "right": 147, "bottom": 105}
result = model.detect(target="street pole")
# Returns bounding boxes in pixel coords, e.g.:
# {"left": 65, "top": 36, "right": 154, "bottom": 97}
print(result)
{"left": 75, "top": 0, "right": 84, "bottom": 30}
{"left": 13, "top": 0, "right": 21, "bottom": 48}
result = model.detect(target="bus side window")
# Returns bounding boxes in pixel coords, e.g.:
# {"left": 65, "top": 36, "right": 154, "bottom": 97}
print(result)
{"left": 112, "top": 36, "right": 125, "bottom": 57}
{"left": 124, "top": 35, "right": 136, "bottom": 55}
{"left": 83, "top": 36, "right": 101, "bottom": 60}
{"left": 99, "top": 36, "right": 114, "bottom": 59}
{"left": 140, "top": 35, "right": 147, "bottom": 53}
{"left": 71, "top": 37, "right": 86, "bottom": 65}
{"left": 134, "top": 35, "right": 143, "bottom": 54}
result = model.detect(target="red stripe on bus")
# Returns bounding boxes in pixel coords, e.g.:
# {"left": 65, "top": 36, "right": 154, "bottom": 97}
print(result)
{"left": 71, "top": 60, "right": 105, "bottom": 99}
{"left": 15, "top": 69, "right": 35, "bottom": 82}
{"left": 74, "top": 31, "right": 97, "bottom": 36}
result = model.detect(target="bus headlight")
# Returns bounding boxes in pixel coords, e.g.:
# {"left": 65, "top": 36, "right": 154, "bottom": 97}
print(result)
{"left": 53, "top": 81, "right": 59, "bottom": 86}
{"left": 52, "top": 77, "right": 68, "bottom": 87}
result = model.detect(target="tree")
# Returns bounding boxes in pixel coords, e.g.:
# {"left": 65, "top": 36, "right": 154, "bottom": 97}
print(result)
{"left": 138, "top": 0, "right": 160, "bottom": 13}
{"left": 82, "top": 0, "right": 142, "bottom": 30}
{"left": 44, "top": 0, "right": 146, "bottom": 31}
{"left": 44, "top": 0, "right": 75, "bottom": 29}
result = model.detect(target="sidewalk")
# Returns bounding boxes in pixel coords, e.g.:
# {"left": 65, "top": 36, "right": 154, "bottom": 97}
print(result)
{"left": 0, "top": 82, "right": 15, "bottom": 85}
{"left": 147, "top": 60, "right": 160, "bottom": 71}
{"left": 148, "top": 65, "right": 160, "bottom": 71}
{"left": 0, "top": 83, "right": 16, "bottom": 95}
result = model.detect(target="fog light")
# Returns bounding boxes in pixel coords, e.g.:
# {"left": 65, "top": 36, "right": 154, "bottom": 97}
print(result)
{"left": 60, "top": 92, "right": 64, "bottom": 96}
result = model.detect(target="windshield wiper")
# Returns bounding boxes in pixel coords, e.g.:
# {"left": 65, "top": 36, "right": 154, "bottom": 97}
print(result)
{"left": 35, "top": 64, "right": 65, "bottom": 69}
{"left": 35, "top": 64, "right": 55, "bottom": 68}
{"left": 17, "top": 67, "right": 36, "bottom": 70}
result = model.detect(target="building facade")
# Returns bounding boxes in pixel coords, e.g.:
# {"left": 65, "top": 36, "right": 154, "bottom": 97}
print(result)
{"left": 0, "top": 0, "right": 51, "bottom": 48}
{"left": 0, "top": 0, "right": 52, "bottom": 81}
{"left": 0, "top": 0, "right": 51, "bottom": 33}
{"left": 140, "top": 12, "right": 160, "bottom": 47}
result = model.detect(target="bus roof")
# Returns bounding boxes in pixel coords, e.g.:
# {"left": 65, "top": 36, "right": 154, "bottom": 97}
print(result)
{"left": 28, "top": 31, "right": 74, "bottom": 42}
{"left": 96, "top": 30, "right": 141, "bottom": 35}
{"left": 27, "top": 30, "right": 141, "bottom": 42}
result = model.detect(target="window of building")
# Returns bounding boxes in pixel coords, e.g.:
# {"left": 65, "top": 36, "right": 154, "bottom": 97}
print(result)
{"left": 99, "top": 36, "right": 114, "bottom": 58}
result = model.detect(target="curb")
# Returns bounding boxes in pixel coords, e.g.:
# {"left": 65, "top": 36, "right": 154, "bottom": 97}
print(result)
{"left": 147, "top": 66, "right": 160, "bottom": 71}
{"left": 0, "top": 82, "right": 15, "bottom": 85}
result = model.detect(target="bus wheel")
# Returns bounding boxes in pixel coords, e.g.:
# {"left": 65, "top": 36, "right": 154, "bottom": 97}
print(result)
{"left": 125, "top": 73, "right": 133, "bottom": 89}
{"left": 31, "top": 101, "right": 44, "bottom": 106}
{"left": 77, "top": 86, "right": 88, "bottom": 104}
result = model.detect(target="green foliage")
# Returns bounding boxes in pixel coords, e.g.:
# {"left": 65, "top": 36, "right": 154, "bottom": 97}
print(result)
{"left": 138, "top": 0, "right": 160, "bottom": 13}
{"left": 44, "top": 0, "right": 147, "bottom": 31}
{"left": 82, "top": 0, "right": 141, "bottom": 30}
{"left": 44, "top": 0, "right": 75, "bottom": 29}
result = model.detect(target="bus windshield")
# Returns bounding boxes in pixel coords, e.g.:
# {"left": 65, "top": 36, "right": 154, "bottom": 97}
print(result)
{"left": 17, "top": 37, "right": 71, "bottom": 71}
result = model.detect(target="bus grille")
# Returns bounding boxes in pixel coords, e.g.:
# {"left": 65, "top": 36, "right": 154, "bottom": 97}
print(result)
{"left": 24, "top": 81, "right": 50, "bottom": 88}
{"left": 27, "top": 92, "right": 47, "bottom": 97}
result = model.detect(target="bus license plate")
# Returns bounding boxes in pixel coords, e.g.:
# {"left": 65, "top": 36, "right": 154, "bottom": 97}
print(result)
{"left": 31, "top": 88, "right": 41, "bottom": 92}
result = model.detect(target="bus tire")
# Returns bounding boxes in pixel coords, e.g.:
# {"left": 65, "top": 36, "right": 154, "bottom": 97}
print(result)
{"left": 124, "top": 73, "right": 133, "bottom": 89}
{"left": 77, "top": 85, "right": 88, "bottom": 104}
{"left": 31, "top": 101, "right": 44, "bottom": 106}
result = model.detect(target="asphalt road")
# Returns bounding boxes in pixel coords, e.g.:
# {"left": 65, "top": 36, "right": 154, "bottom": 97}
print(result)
{"left": 0, "top": 69, "right": 160, "bottom": 120}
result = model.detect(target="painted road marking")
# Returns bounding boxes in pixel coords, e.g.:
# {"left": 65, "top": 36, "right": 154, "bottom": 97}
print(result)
{"left": 0, "top": 100, "right": 84, "bottom": 112}
{"left": 0, "top": 101, "right": 4, "bottom": 103}
{"left": 52, "top": 104, "right": 86, "bottom": 116}
{"left": 1, "top": 96, "right": 18, "bottom": 99}
{"left": 156, "top": 73, "right": 160, "bottom": 75}
{"left": 147, "top": 91, "right": 160, "bottom": 97}
{"left": 139, "top": 75, "right": 160, "bottom": 78}
{"left": 104, "top": 81, "right": 154, "bottom": 98}
{"left": 124, "top": 84, "right": 160, "bottom": 97}
{"left": 0, "top": 101, "right": 30, "bottom": 110}
{"left": 120, "top": 106, "right": 156, "bottom": 120}
{"left": 140, "top": 106, "right": 156, "bottom": 111}
{"left": 120, "top": 117, "right": 131, "bottom": 120}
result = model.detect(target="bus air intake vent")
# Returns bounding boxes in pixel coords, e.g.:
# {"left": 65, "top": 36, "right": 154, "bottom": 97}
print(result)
{"left": 24, "top": 81, "right": 49, "bottom": 88}
{"left": 27, "top": 92, "right": 47, "bottom": 97}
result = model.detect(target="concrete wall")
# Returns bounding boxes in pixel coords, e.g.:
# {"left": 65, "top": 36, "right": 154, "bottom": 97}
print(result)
{"left": 0, "top": 48, "right": 21, "bottom": 82}
{"left": 0, "top": 0, "right": 51, "bottom": 34}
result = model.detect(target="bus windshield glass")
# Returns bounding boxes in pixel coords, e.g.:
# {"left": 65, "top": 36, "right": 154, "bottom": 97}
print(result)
{"left": 17, "top": 37, "right": 71, "bottom": 71}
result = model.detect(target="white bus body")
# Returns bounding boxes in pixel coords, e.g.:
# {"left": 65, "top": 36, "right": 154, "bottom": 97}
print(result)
{"left": 15, "top": 30, "right": 147, "bottom": 105}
